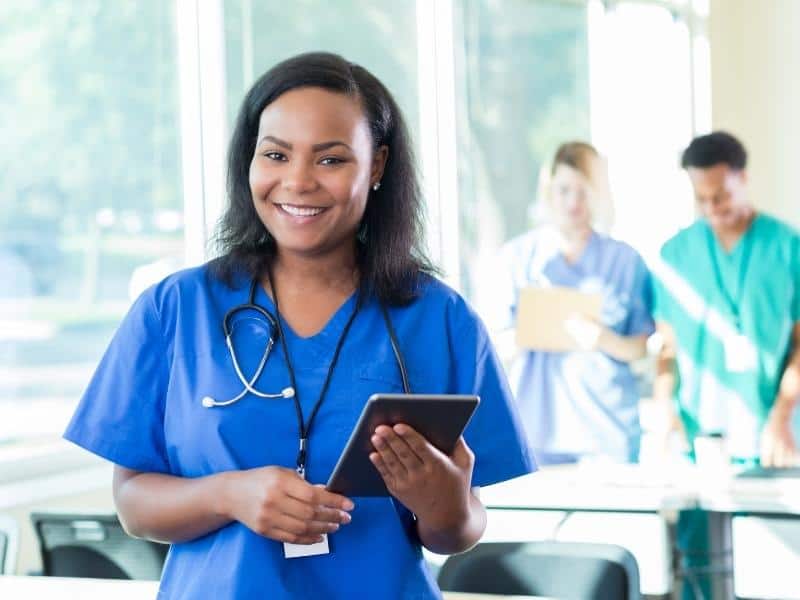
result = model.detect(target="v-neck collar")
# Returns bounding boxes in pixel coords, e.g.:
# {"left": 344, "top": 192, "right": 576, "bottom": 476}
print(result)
{"left": 704, "top": 213, "right": 760, "bottom": 259}
{"left": 558, "top": 230, "right": 599, "bottom": 272}
{"left": 253, "top": 280, "right": 360, "bottom": 347}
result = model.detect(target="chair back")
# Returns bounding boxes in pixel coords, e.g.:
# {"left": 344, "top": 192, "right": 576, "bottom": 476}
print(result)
{"left": 438, "top": 540, "right": 641, "bottom": 600}
{"left": 30, "top": 512, "right": 168, "bottom": 580}
{"left": 0, "top": 514, "right": 19, "bottom": 574}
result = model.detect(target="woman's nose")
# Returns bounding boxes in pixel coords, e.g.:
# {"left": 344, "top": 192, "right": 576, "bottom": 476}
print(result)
{"left": 282, "top": 162, "right": 317, "bottom": 193}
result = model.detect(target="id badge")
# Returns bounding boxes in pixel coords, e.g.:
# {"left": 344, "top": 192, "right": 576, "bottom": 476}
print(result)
{"left": 283, "top": 466, "right": 331, "bottom": 559}
{"left": 283, "top": 534, "right": 330, "bottom": 559}
{"left": 724, "top": 332, "right": 757, "bottom": 372}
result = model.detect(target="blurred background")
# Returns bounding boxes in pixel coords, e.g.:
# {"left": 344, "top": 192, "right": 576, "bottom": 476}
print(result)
{"left": 1, "top": 0, "right": 799, "bottom": 597}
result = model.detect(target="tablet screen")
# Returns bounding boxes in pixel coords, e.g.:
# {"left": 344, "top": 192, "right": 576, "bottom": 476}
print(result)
{"left": 326, "top": 393, "right": 479, "bottom": 497}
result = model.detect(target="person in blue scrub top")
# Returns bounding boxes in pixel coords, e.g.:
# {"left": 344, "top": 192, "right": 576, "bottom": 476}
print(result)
{"left": 491, "top": 141, "right": 655, "bottom": 465}
{"left": 64, "top": 52, "right": 535, "bottom": 599}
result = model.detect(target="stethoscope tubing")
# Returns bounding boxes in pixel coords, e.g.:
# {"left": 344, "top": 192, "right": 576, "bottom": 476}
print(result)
{"left": 203, "top": 279, "right": 410, "bottom": 408}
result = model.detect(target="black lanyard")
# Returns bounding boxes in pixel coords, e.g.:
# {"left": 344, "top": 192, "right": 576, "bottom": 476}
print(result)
{"left": 268, "top": 268, "right": 361, "bottom": 477}
{"left": 705, "top": 222, "right": 754, "bottom": 331}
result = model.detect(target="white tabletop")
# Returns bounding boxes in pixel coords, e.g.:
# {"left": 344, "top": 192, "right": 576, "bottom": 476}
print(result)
{"left": 482, "top": 463, "right": 697, "bottom": 513}
{"left": 696, "top": 475, "right": 800, "bottom": 514}
{"left": 0, "top": 576, "right": 159, "bottom": 599}
{"left": 482, "top": 463, "right": 800, "bottom": 516}
{"left": 0, "top": 577, "right": 550, "bottom": 600}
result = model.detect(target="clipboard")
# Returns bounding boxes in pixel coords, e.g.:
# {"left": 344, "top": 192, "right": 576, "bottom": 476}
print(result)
{"left": 515, "top": 286, "right": 602, "bottom": 352}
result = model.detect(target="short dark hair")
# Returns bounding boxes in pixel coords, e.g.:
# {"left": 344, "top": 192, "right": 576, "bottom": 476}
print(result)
{"left": 211, "top": 52, "right": 435, "bottom": 305}
{"left": 681, "top": 131, "right": 747, "bottom": 171}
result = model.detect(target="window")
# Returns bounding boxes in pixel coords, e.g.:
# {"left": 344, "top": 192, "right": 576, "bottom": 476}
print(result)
{"left": 0, "top": 0, "right": 707, "bottom": 465}
{"left": 454, "top": 0, "right": 591, "bottom": 301}
{"left": 223, "top": 0, "right": 420, "bottom": 139}
{"left": 454, "top": 0, "right": 707, "bottom": 317}
{"left": 0, "top": 2, "right": 183, "bottom": 446}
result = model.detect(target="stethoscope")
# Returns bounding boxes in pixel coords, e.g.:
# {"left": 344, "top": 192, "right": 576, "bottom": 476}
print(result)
{"left": 201, "top": 279, "right": 410, "bottom": 409}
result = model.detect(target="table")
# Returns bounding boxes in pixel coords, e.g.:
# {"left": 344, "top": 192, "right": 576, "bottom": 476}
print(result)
{"left": 479, "top": 463, "right": 698, "bottom": 598}
{"left": 481, "top": 464, "right": 800, "bottom": 600}
{"left": 0, "top": 575, "right": 159, "bottom": 599}
{"left": 0, "top": 576, "right": 549, "bottom": 599}
{"left": 695, "top": 475, "right": 800, "bottom": 600}
{"left": 481, "top": 463, "right": 697, "bottom": 514}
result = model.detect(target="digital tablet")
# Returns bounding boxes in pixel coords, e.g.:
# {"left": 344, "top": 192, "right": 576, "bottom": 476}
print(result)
{"left": 326, "top": 393, "right": 480, "bottom": 497}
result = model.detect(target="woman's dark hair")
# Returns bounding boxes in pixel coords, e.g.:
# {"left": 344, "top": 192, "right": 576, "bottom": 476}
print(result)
{"left": 681, "top": 131, "right": 747, "bottom": 171}
{"left": 211, "top": 52, "right": 436, "bottom": 305}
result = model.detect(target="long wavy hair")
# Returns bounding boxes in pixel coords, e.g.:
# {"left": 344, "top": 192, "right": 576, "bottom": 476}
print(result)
{"left": 210, "top": 52, "right": 436, "bottom": 305}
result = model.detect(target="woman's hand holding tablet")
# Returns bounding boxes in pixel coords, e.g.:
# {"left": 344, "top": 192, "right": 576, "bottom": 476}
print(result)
{"left": 326, "top": 394, "right": 479, "bottom": 497}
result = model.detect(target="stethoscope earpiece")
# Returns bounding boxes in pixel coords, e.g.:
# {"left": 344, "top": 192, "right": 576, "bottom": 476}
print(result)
{"left": 201, "top": 396, "right": 215, "bottom": 408}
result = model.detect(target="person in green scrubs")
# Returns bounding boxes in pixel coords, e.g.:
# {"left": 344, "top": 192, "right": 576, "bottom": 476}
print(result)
{"left": 652, "top": 131, "right": 800, "bottom": 598}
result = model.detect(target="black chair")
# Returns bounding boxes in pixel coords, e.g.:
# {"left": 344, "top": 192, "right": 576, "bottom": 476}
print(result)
{"left": 30, "top": 512, "right": 168, "bottom": 580}
{"left": 0, "top": 514, "right": 19, "bottom": 574}
{"left": 438, "top": 541, "right": 641, "bottom": 600}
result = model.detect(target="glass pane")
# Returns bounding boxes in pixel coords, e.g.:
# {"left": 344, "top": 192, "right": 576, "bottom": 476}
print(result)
{"left": 223, "top": 0, "right": 419, "bottom": 134}
{"left": 0, "top": 2, "right": 184, "bottom": 443}
{"left": 454, "top": 0, "right": 591, "bottom": 300}
{"left": 590, "top": 2, "right": 695, "bottom": 263}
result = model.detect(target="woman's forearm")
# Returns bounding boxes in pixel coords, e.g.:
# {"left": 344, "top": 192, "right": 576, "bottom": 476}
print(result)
{"left": 417, "top": 491, "right": 486, "bottom": 555}
{"left": 597, "top": 330, "right": 648, "bottom": 362}
{"left": 113, "top": 466, "right": 235, "bottom": 544}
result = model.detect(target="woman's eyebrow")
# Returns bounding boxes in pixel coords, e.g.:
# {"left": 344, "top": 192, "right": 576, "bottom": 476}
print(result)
{"left": 312, "top": 140, "right": 352, "bottom": 152}
{"left": 257, "top": 135, "right": 291, "bottom": 149}
{"left": 256, "top": 136, "right": 353, "bottom": 153}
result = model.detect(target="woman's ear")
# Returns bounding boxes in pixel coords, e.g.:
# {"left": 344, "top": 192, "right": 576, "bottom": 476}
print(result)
{"left": 371, "top": 145, "right": 389, "bottom": 188}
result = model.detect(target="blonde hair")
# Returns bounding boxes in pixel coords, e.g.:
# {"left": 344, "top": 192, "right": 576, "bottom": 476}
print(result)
{"left": 539, "top": 141, "right": 614, "bottom": 232}
{"left": 551, "top": 141, "right": 600, "bottom": 183}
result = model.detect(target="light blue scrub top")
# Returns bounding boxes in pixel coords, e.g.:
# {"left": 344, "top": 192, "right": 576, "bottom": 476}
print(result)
{"left": 64, "top": 265, "right": 535, "bottom": 600}
{"left": 497, "top": 228, "right": 655, "bottom": 464}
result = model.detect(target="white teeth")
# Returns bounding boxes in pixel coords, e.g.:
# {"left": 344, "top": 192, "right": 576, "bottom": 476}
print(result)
{"left": 280, "top": 204, "right": 325, "bottom": 217}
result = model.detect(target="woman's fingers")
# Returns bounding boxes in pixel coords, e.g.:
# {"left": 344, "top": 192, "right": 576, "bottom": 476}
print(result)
{"left": 374, "top": 425, "right": 423, "bottom": 468}
{"left": 392, "top": 424, "right": 439, "bottom": 461}
{"left": 285, "top": 475, "right": 354, "bottom": 512}
{"left": 371, "top": 429, "right": 408, "bottom": 476}
{"left": 278, "top": 493, "right": 351, "bottom": 525}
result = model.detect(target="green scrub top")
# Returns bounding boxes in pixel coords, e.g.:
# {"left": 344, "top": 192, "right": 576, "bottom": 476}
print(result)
{"left": 653, "top": 213, "right": 800, "bottom": 459}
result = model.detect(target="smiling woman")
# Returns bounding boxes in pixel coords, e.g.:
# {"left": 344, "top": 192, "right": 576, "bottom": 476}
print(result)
{"left": 214, "top": 52, "right": 430, "bottom": 306}
{"left": 248, "top": 87, "right": 385, "bottom": 264}
{"left": 62, "top": 52, "right": 535, "bottom": 599}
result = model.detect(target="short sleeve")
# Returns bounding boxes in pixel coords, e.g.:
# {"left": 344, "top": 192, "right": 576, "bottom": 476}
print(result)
{"left": 64, "top": 290, "right": 172, "bottom": 473}
{"left": 447, "top": 299, "right": 536, "bottom": 487}
{"left": 792, "top": 235, "right": 800, "bottom": 323}
{"left": 624, "top": 253, "right": 656, "bottom": 337}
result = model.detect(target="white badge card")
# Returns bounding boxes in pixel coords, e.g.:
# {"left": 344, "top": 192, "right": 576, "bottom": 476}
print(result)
{"left": 724, "top": 332, "right": 757, "bottom": 373}
{"left": 283, "top": 534, "right": 330, "bottom": 559}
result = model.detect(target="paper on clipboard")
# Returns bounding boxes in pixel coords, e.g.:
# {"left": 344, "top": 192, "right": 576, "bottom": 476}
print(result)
{"left": 515, "top": 286, "right": 602, "bottom": 351}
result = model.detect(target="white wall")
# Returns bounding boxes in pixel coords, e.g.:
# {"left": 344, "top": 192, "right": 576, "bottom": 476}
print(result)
{"left": 709, "top": 0, "right": 800, "bottom": 228}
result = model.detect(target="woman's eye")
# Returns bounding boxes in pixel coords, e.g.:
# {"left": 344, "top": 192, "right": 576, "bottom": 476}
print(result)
{"left": 263, "top": 151, "right": 286, "bottom": 161}
{"left": 320, "top": 156, "right": 345, "bottom": 166}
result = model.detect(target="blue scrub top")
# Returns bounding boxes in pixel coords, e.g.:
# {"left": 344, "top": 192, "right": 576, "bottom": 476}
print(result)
{"left": 497, "top": 228, "right": 655, "bottom": 464}
{"left": 64, "top": 265, "right": 535, "bottom": 600}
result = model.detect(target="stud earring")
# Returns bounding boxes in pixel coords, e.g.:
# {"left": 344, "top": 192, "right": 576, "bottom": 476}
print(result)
{"left": 372, "top": 181, "right": 381, "bottom": 191}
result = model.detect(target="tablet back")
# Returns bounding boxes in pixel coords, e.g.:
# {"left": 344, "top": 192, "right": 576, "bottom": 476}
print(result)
{"left": 326, "top": 394, "right": 479, "bottom": 497}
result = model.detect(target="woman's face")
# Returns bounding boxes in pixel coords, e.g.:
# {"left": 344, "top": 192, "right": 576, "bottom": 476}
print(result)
{"left": 548, "top": 163, "right": 594, "bottom": 232}
{"left": 249, "top": 86, "right": 387, "bottom": 259}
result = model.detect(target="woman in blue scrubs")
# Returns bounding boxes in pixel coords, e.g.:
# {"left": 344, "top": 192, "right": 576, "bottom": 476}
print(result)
{"left": 64, "top": 52, "right": 534, "bottom": 599}
{"left": 492, "top": 142, "right": 655, "bottom": 465}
